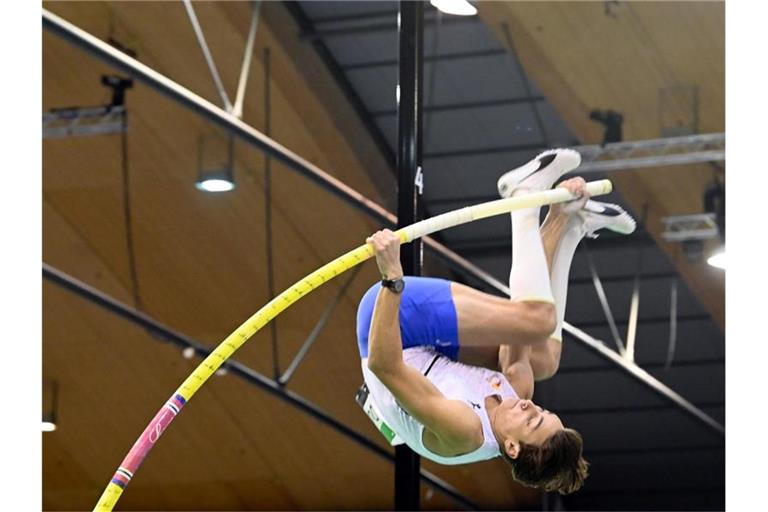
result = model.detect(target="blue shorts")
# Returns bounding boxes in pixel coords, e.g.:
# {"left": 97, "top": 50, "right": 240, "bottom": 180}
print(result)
{"left": 356, "top": 276, "right": 460, "bottom": 360}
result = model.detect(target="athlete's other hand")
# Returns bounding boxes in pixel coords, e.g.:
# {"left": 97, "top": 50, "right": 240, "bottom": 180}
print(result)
{"left": 552, "top": 176, "right": 589, "bottom": 215}
{"left": 366, "top": 229, "right": 404, "bottom": 280}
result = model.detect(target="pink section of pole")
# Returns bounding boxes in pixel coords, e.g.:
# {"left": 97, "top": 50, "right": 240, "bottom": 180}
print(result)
{"left": 115, "top": 395, "right": 187, "bottom": 481}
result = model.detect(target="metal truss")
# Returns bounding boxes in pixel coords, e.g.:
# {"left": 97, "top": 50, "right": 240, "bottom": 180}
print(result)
{"left": 42, "top": 5, "right": 724, "bottom": 444}
{"left": 420, "top": 132, "right": 723, "bottom": 175}
{"left": 661, "top": 213, "right": 719, "bottom": 242}
{"left": 183, "top": 0, "right": 261, "bottom": 118}
{"left": 342, "top": 48, "right": 508, "bottom": 71}
{"left": 43, "top": 105, "right": 125, "bottom": 139}
{"left": 572, "top": 132, "right": 725, "bottom": 173}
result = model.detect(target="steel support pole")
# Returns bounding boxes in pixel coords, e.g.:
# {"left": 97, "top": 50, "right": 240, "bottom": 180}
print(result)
{"left": 278, "top": 266, "right": 361, "bottom": 385}
{"left": 583, "top": 243, "right": 625, "bottom": 354}
{"left": 41, "top": 8, "right": 724, "bottom": 438}
{"left": 232, "top": 1, "right": 261, "bottom": 119}
{"left": 182, "top": 0, "right": 233, "bottom": 112}
{"left": 665, "top": 279, "right": 679, "bottom": 371}
{"left": 395, "top": 2, "right": 423, "bottom": 509}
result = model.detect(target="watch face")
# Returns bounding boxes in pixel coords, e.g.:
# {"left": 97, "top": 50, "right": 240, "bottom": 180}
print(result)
{"left": 383, "top": 278, "right": 404, "bottom": 293}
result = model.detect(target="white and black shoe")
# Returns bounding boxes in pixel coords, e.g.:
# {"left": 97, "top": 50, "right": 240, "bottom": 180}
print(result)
{"left": 580, "top": 200, "right": 636, "bottom": 238}
{"left": 497, "top": 148, "right": 582, "bottom": 198}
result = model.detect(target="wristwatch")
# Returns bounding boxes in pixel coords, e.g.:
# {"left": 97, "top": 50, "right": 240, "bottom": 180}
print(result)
{"left": 381, "top": 277, "right": 405, "bottom": 294}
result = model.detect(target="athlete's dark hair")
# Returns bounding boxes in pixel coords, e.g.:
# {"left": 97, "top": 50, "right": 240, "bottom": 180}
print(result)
{"left": 500, "top": 428, "right": 589, "bottom": 494}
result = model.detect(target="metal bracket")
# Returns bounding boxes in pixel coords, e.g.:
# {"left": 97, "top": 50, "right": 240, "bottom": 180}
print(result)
{"left": 43, "top": 105, "right": 126, "bottom": 139}
{"left": 661, "top": 213, "right": 719, "bottom": 242}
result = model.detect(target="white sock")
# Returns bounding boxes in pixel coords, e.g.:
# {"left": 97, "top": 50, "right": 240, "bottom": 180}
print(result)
{"left": 508, "top": 202, "right": 554, "bottom": 304}
{"left": 550, "top": 216, "right": 585, "bottom": 340}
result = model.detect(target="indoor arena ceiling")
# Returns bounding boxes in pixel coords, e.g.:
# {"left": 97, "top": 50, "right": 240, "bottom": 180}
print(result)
{"left": 42, "top": 2, "right": 724, "bottom": 511}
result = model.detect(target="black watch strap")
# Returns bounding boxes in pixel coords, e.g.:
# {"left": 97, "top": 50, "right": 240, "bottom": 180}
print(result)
{"left": 381, "top": 277, "right": 405, "bottom": 294}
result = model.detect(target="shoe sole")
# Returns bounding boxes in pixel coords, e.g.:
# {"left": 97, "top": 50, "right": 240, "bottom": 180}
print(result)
{"left": 497, "top": 148, "right": 582, "bottom": 197}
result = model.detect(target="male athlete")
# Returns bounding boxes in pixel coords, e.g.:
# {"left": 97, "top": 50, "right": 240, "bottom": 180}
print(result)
{"left": 356, "top": 149, "right": 635, "bottom": 494}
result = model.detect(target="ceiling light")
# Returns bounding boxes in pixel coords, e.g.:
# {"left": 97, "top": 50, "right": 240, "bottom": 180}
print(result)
{"left": 43, "top": 381, "right": 58, "bottom": 433}
{"left": 196, "top": 134, "right": 236, "bottom": 192}
{"left": 707, "top": 249, "right": 725, "bottom": 269}
{"left": 195, "top": 170, "right": 235, "bottom": 192}
{"left": 430, "top": 0, "right": 477, "bottom": 16}
{"left": 182, "top": 346, "right": 196, "bottom": 359}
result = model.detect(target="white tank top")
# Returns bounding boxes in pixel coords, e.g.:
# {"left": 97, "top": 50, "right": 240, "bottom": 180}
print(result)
{"left": 361, "top": 346, "right": 519, "bottom": 465}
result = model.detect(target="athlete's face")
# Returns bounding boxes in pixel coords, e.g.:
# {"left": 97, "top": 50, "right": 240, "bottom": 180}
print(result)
{"left": 495, "top": 398, "right": 564, "bottom": 459}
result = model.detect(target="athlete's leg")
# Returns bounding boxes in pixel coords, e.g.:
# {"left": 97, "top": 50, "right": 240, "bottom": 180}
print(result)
{"left": 451, "top": 187, "right": 584, "bottom": 390}
{"left": 528, "top": 198, "right": 584, "bottom": 379}
{"left": 531, "top": 194, "right": 637, "bottom": 380}
{"left": 452, "top": 150, "right": 582, "bottom": 364}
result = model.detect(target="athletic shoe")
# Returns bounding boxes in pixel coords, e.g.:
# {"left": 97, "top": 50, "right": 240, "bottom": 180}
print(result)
{"left": 497, "top": 148, "right": 582, "bottom": 198}
{"left": 580, "top": 200, "right": 636, "bottom": 238}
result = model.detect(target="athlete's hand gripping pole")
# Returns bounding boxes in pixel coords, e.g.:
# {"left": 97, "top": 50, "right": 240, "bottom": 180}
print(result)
{"left": 93, "top": 179, "right": 612, "bottom": 511}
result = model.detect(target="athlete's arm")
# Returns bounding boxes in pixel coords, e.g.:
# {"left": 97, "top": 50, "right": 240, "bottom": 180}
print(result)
{"left": 498, "top": 344, "right": 535, "bottom": 399}
{"left": 365, "top": 230, "right": 481, "bottom": 450}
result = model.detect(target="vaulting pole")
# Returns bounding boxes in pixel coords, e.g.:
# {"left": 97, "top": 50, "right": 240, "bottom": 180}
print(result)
{"left": 87, "top": 182, "right": 612, "bottom": 511}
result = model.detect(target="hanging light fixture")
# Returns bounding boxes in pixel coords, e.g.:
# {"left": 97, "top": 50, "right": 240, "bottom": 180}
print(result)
{"left": 430, "top": 0, "right": 477, "bottom": 16}
{"left": 195, "top": 170, "right": 235, "bottom": 192}
{"left": 707, "top": 249, "right": 725, "bottom": 269}
{"left": 703, "top": 176, "right": 725, "bottom": 270}
{"left": 195, "top": 133, "right": 236, "bottom": 192}
{"left": 42, "top": 381, "right": 58, "bottom": 432}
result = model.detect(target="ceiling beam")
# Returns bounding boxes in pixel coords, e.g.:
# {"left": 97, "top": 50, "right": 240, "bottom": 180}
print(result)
{"left": 371, "top": 96, "right": 546, "bottom": 117}
{"left": 311, "top": 8, "right": 398, "bottom": 25}
{"left": 557, "top": 357, "right": 724, "bottom": 374}
{"left": 445, "top": 230, "right": 655, "bottom": 254}
{"left": 343, "top": 48, "right": 507, "bottom": 71}
{"left": 571, "top": 313, "right": 711, "bottom": 330}
{"left": 557, "top": 400, "right": 723, "bottom": 416}
{"left": 573, "top": 485, "right": 724, "bottom": 497}
{"left": 423, "top": 142, "right": 551, "bottom": 159}
{"left": 586, "top": 444, "right": 723, "bottom": 457}
{"left": 569, "top": 271, "right": 678, "bottom": 286}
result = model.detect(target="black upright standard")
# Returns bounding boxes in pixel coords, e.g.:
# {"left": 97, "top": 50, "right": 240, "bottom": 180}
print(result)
{"left": 395, "top": 1, "right": 424, "bottom": 510}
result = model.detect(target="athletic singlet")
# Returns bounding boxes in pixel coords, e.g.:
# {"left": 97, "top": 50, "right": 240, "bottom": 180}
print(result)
{"left": 361, "top": 346, "right": 519, "bottom": 465}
